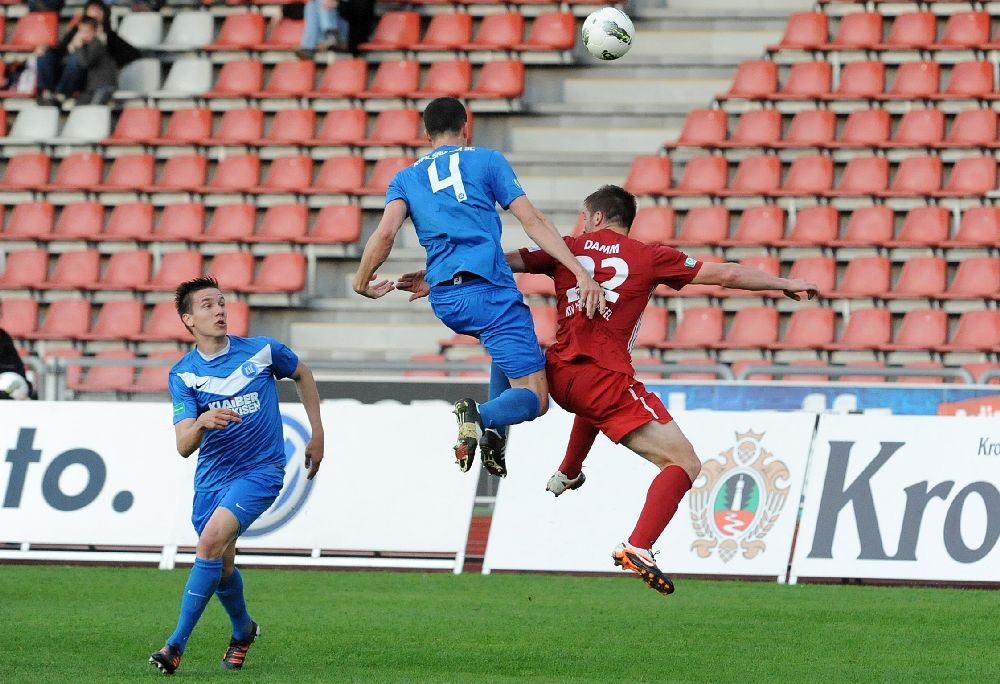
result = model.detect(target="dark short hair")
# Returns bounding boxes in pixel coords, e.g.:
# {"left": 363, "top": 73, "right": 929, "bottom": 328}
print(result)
{"left": 175, "top": 276, "right": 221, "bottom": 321}
{"left": 79, "top": 15, "right": 99, "bottom": 29}
{"left": 84, "top": 0, "right": 107, "bottom": 20}
{"left": 583, "top": 185, "right": 637, "bottom": 230}
{"left": 423, "top": 97, "right": 467, "bottom": 138}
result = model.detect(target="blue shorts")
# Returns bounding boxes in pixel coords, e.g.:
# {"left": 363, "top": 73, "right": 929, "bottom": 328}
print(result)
{"left": 429, "top": 279, "right": 546, "bottom": 379}
{"left": 191, "top": 467, "right": 284, "bottom": 537}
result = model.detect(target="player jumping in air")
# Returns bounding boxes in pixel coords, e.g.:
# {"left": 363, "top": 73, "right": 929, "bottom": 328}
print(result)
{"left": 149, "top": 276, "right": 324, "bottom": 674}
{"left": 398, "top": 185, "right": 818, "bottom": 594}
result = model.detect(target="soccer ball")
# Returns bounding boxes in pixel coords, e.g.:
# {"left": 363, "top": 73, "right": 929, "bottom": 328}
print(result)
{"left": 0, "top": 372, "right": 29, "bottom": 400}
{"left": 582, "top": 7, "right": 635, "bottom": 61}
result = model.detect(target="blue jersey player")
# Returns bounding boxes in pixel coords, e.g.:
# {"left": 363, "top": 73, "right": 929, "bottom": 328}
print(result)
{"left": 353, "top": 97, "right": 606, "bottom": 478}
{"left": 149, "top": 276, "right": 324, "bottom": 675}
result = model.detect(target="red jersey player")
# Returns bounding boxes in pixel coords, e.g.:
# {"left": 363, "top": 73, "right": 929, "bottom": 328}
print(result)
{"left": 398, "top": 184, "right": 818, "bottom": 595}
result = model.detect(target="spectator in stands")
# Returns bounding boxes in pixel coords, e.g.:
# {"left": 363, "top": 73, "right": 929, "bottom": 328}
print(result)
{"left": 68, "top": 16, "right": 119, "bottom": 105}
{"left": 0, "top": 302, "right": 34, "bottom": 400}
{"left": 27, "top": 0, "right": 65, "bottom": 12}
{"left": 35, "top": 0, "right": 140, "bottom": 107}
{"left": 297, "top": 0, "right": 349, "bottom": 59}
{"left": 337, "top": 0, "right": 376, "bottom": 56}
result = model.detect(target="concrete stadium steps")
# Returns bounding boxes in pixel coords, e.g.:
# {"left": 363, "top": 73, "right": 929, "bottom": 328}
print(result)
{"left": 290, "top": 320, "right": 447, "bottom": 361}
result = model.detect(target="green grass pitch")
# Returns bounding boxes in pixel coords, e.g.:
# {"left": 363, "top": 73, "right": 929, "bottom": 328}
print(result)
{"left": 1, "top": 564, "right": 997, "bottom": 682}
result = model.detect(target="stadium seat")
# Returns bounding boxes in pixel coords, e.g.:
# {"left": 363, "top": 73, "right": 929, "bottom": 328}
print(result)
{"left": 412, "top": 12, "right": 473, "bottom": 51}
{"left": 775, "top": 61, "right": 832, "bottom": 99}
{"left": 936, "top": 156, "right": 997, "bottom": 197}
{"left": 242, "top": 252, "right": 307, "bottom": 293}
{"left": 882, "top": 309, "right": 948, "bottom": 351}
{"left": 205, "top": 59, "right": 264, "bottom": 98}
{"left": 933, "top": 11, "right": 990, "bottom": 49}
{"left": 665, "top": 109, "right": 727, "bottom": 148}
{"left": 721, "top": 206, "right": 785, "bottom": 245}
{"left": 714, "top": 306, "right": 779, "bottom": 349}
{"left": 202, "top": 154, "right": 260, "bottom": 193}
{"left": 530, "top": 305, "right": 557, "bottom": 347}
{"left": 130, "top": 300, "right": 189, "bottom": 342}
{"left": 945, "top": 206, "right": 999, "bottom": 246}
{"left": 833, "top": 109, "right": 891, "bottom": 147}
{"left": 828, "top": 61, "right": 885, "bottom": 99}
{"left": 359, "top": 156, "right": 416, "bottom": 195}
{"left": 935, "top": 61, "right": 993, "bottom": 99}
{"left": 776, "top": 109, "right": 835, "bottom": 148}
{"left": 828, "top": 256, "right": 891, "bottom": 298}
{"left": 0, "top": 12, "right": 57, "bottom": 50}
{"left": 410, "top": 59, "right": 473, "bottom": 99}
{"left": 357, "top": 59, "right": 421, "bottom": 99}
{"left": 825, "top": 308, "right": 892, "bottom": 351}
{"left": 138, "top": 251, "right": 204, "bottom": 292}
{"left": 105, "top": 107, "right": 161, "bottom": 144}
{"left": 787, "top": 256, "right": 837, "bottom": 294}
{"left": 77, "top": 300, "right": 145, "bottom": 341}
{"left": 226, "top": 299, "right": 250, "bottom": 337}
{"left": 965, "top": 362, "right": 1000, "bottom": 384}
{"left": 259, "top": 18, "right": 304, "bottom": 50}
{"left": 159, "top": 11, "right": 214, "bottom": 51}
{"left": 516, "top": 272, "right": 556, "bottom": 297}
{"left": 116, "top": 58, "right": 162, "bottom": 98}
{"left": 74, "top": 349, "right": 137, "bottom": 393}
{"left": 881, "top": 61, "right": 940, "bottom": 100}
{"left": 884, "top": 155, "right": 942, "bottom": 196}
{"left": 826, "top": 11, "right": 882, "bottom": 49}
{"left": 0, "top": 298, "right": 39, "bottom": 338}
{"left": 1, "top": 201, "right": 54, "bottom": 240}
{"left": 633, "top": 307, "right": 669, "bottom": 350}
{"left": 0, "top": 153, "right": 50, "bottom": 190}
{"left": 44, "top": 152, "right": 102, "bottom": 192}
{"left": 466, "top": 60, "right": 525, "bottom": 99}
{"left": 360, "top": 11, "right": 421, "bottom": 51}
{"left": 778, "top": 155, "right": 833, "bottom": 195}
{"left": 308, "top": 156, "right": 366, "bottom": 194}
{"left": 96, "top": 250, "right": 152, "bottom": 290}
{"left": 628, "top": 207, "right": 675, "bottom": 245}
{"left": 199, "top": 204, "right": 255, "bottom": 242}
{"left": 49, "top": 202, "right": 104, "bottom": 241}
{"left": 513, "top": 12, "right": 575, "bottom": 51}
{"left": 311, "top": 59, "right": 368, "bottom": 98}
{"left": 205, "top": 12, "right": 266, "bottom": 50}
{"left": 25, "top": 299, "right": 92, "bottom": 340}
{"left": 264, "top": 109, "right": 316, "bottom": 145}
{"left": 154, "top": 108, "right": 212, "bottom": 145}
{"left": 937, "top": 257, "right": 1000, "bottom": 300}
{"left": 1, "top": 106, "right": 59, "bottom": 143}
{"left": 828, "top": 156, "right": 889, "bottom": 196}
{"left": 769, "top": 307, "right": 835, "bottom": 350}
{"left": 404, "top": 353, "right": 448, "bottom": 379}
{"left": 35, "top": 250, "right": 100, "bottom": 291}
{"left": 941, "top": 109, "right": 998, "bottom": 147}
{"left": 718, "top": 60, "right": 778, "bottom": 100}
{"left": 256, "top": 155, "right": 313, "bottom": 193}
{"left": 259, "top": 60, "right": 315, "bottom": 97}
{"left": 360, "top": 109, "right": 423, "bottom": 147}
{"left": 673, "top": 207, "right": 729, "bottom": 246}
{"left": 882, "top": 257, "right": 947, "bottom": 300}
{"left": 728, "top": 110, "right": 781, "bottom": 147}
{"left": 830, "top": 206, "right": 894, "bottom": 247}
{"left": 102, "top": 154, "right": 155, "bottom": 192}
{"left": 252, "top": 204, "right": 309, "bottom": 243}
{"left": 769, "top": 11, "right": 828, "bottom": 50}
{"left": 208, "top": 252, "right": 255, "bottom": 290}
{"left": 658, "top": 307, "right": 724, "bottom": 349}
{"left": 886, "top": 109, "right": 944, "bottom": 147}
{"left": 44, "top": 349, "right": 84, "bottom": 388}
{"left": 463, "top": 12, "right": 523, "bottom": 50}
{"left": 152, "top": 57, "right": 212, "bottom": 97}
{"left": 128, "top": 350, "right": 185, "bottom": 393}
{"left": 312, "top": 108, "right": 367, "bottom": 145}
{"left": 887, "top": 206, "right": 949, "bottom": 247}
{"left": 776, "top": 206, "right": 838, "bottom": 246}
{"left": 155, "top": 155, "right": 208, "bottom": 192}
{"left": 0, "top": 249, "right": 48, "bottom": 288}
{"left": 154, "top": 202, "right": 206, "bottom": 241}
{"left": 939, "top": 311, "right": 1000, "bottom": 352}
{"left": 306, "top": 204, "right": 362, "bottom": 243}
{"left": 214, "top": 108, "right": 265, "bottom": 144}
{"left": 623, "top": 155, "right": 671, "bottom": 196}
{"left": 661, "top": 155, "right": 727, "bottom": 196}
{"left": 878, "top": 12, "right": 937, "bottom": 49}
{"left": 53, "top": 105, "right": 110, "bottom": 144}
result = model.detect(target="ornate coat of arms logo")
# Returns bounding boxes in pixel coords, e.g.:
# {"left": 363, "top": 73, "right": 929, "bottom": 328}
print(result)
{"left": 689, "top": 429, "right": 791, "bottom": 563}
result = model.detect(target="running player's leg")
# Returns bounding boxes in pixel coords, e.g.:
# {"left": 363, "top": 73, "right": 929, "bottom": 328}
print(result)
{"left": 546, "top": 415, "right": 597, "bottom": 496}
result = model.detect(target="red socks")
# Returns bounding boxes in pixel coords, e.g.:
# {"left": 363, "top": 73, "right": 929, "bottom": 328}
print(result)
{"left": 628, "top": 464, "right": 693, "bottom": 551}
{"left": 557, "top": 416, "right": 599, "bottom": 478}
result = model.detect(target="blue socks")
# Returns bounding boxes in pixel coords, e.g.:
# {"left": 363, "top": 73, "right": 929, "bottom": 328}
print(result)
{"left": 168, "top": 557, "right": 223, "bottom": 653}
{"left": 486, "top": 362, "right": 512, "bottom": 438}
{"left": 215, "top": 567, "right": 253, "bottom": 641}
{"left": 479, "top": 387, "right": 540, "bottom": 430}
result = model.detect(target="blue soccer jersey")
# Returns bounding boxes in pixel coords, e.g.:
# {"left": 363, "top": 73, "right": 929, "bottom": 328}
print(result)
{"left": 169, "top": 336, "right": 299, "bottom": 492}
{"left": 386, "top": 145, "right": 525, "bottom": 289}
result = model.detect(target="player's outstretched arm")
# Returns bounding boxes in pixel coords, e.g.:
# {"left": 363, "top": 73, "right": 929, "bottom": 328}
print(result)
{"left": 508, "top": 196, "right": 607, "bottom": 318}
{"left": 691, "top": 262, "right": 819, "bottom": 301}
{"left": 174, "top": 410, "right": 242, "bottom": 457}
{"left": 290, "top": 361, "right": 325, "bottom": 480}
{"left": 353, "top": 199, "right": 407, "bottom": 299}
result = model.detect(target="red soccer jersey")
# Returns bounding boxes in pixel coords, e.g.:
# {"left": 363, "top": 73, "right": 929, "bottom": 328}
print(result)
{"left": 519, "top": 228, "right": 703, "bottom": 375}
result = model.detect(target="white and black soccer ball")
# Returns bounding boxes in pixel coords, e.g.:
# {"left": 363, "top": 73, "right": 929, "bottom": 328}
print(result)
{"left": 582, "top": 7, "right": 635, "bottom": 61}
{"left": 0, "top": 372, "right": 30, "bottom": 400}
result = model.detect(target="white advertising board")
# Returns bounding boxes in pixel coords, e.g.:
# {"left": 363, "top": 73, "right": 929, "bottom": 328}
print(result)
{"left": 790, "top": 414, "right": 1000, "bottom": 583}
{"left": 484, "top": 406, "right": 815, "bottom": 580}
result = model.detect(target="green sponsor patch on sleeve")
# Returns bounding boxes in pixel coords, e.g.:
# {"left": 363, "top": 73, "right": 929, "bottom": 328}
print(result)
{"left": 173, "top": 403, "right": 185, "bottom": 416}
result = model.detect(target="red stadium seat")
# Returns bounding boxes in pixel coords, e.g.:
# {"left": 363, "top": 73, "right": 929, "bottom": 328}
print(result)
{"left": 628, "top": 207, "right": 675, "bottom": 245}
{"left": 770, "top": 307, "right": 836, "bottom": 350}
{"left": 879, "top": 11, "right": 937, "bottom": 49}
{"left": 97, "top": 250, "right": 153, "bottom": 290}
{"left": 829, "top": 156, "right": 889, "bottom": 196}
{"left": 412, "top": 12, "right": 473, "bottom": 51}
{"left": 887, "top": 109, "right": 944, "bottom": 147}
{"left": 77, "top": 300, "right": 145, "bottom": 340}
{"left": 307, "top": 204, "right": 362, "bottom": 244}
{"left": 264, "top": 109, "right": 315, "bottom": 145}
{"left": 359, "top": 156, "right": 415, "bottom": 195}
{"left": 214, "top": 108, "right": 265, "bottom": 144}
{"left": 718, "top": 60, "right": 778, "bottom": 100}
{"left": 313, "top": 108, "right": 367, "bottom": 145}
{"left": 74, "top": 349, "right": 137, "bottom": 393}
{"left": 102, "top": 154, "right": 155, "bottom": 192}
{"left": 884, "top": 155, "right": 942, "bottom": 196}
{"left": 787, "top": 256, "right": 836, "bottom": 294}
{"left": 44, "top": 152, "right": 102, "bottom": 191}
{"left": 514, "top": 12, "right": 575, "bottom": 51}
{"left": 936, "top": 156, "right": 997, "bottom": 197}
{"left": 205, "top": 59, "right": 264, "bottom": 98}
{"left": 881, "top": 61, "right": 939, "bottom": 100}
{"left": 105, "top": 107, "right": 161, "bottom": 144}
{"left": 36, "top": 250, "right": 100, "bottom": 290}
{"left": 530, "top": 305, "right": 557, "bottom": 347}
{"left": 882, "top": 309, "right": 948, "bottom": 351}
{"left": 0, "top": 298, "right": 39, "bottom": 338}
{"left": 357, "top": 59, "right": 421, "bottom": 99}
{"left": 937, "top": 257, "right": 1000, "bottom": 300}
{"left": 829, "top": 256, "right": 892, "bottom": 299}
{"left": 155, "top": 155, "right": 208, "bottom": 192}
{"left": 0, "top": 12, "right": 57, "bottom": 50}
{"left": 777, "top": 206, "right": 839, "bottom": 247}
{"left": 665, "top": 109, "right": 727, "bottom": 148}
{"left": 253, "top": 204, "right": 309, "bottom": 243}
{"left": 776, "top": 61, "right": 832, "bottom": 99}
{"left": 208, "top": 252, "right": 255, "bottom": 291}
{"left": 778, "top": 109, "right": 835, "bottom": 148}
{"left": 243, "top": 252, "right": 307, "bottom": 293}
{"left": 724, "top": 155, "right": 781, "bottom": 195}
{"left": 945, "top": 206, "right": 999, "bottom": 247}
{"left": 633, "top": 307, "right": 669, "bottom": 350}
{"left": 44, "top": 349, "right": 83, "bottom": 388}
{"left": 834, "top": 109, "right": 891, "bottom": 147}
{"left": 206, "top": 13, "right": 266, "bottom": 50}
{"left": 965, "top": 362, "right": 1000, "bottom": 384}
{"left": 658, "top": 307, "right": 724, "bottom": 349}
{"left": 779, "top": 154, "right": 833, "bottom": 195}
{"left": 935, "top": 61, "right": 993, "bottom": 99}
{"left": 128, "top": 350, "right": 185, "bottom": 393}
{"left": 885, "top": 255, "right": 948, "bottom": 299}
{"left": 728, "top": 110, "right": 781, "bottom": 147}
{"left": 199, "top": 204, "right": 255, "bottom": 242}
{"left": 410, "top": 59, "right": 473, "bottom": 99}
{"left": 25, "top": 299, "right": 92, "bottom": 340}
{"left": 933, "top": 11, "right": 990, "bottom": 49}
{"left": 674, "top": 207, "right": 729, "bottom": 246}
{"left": 714, "top": 306, "right": 779, "bottom": 349}
{"left": 662, "top": 155, "right": 727, "bottom": 196}
{"left": 360, "top": 108, "right": 423, "bottom": 147}
{"left": 259, "top": 18, "right": 304, "bottom": 50}
{"left": 941, "top": 109, "right": 997, "bottom": 147}
{"left": 254, "top": 155, "right": 311, "bottom": 193}
{"left": 0, "top": 249, "right": 48, "bottom": 288}
{"left": 828, "top": 61, "right": 884, "bottom": 99}
{"left": 2, "top": 201, "right": 54, "bottom": 240}
{"left": 360, "top": 11, "right": 421, "bottom": 51}
{"left": 0, "top": 152, "right": 49, "bottom": 190}
{"left": 826, "top": 12, "right": 882, "bottom": 49}
{"left": 130, "top": 300, "right": 189, "bottom": 342}
{"left": 139, "top": 251, "right": 204, "bottom": 292}
{"left": 623, "top": 155, "right": 671, "bottom": 196}
{"left": 722, "top": 205, "right": 785, "bottom": 245}
{"left": 203, "top": 154, "right": 260, "bottom": 193}
{"left": 830, "top": 206, "right": 894, "bottom": 247}
{"left": 312, "top": 59, "right": 367, "bottom": 98}
{"left": 154, "top": 202, "right": 205, "bottom": 241}
{"left": 463, "top": 12, "right": 523, "bottom": 50}
{"left": 939, "top": 311, "right": 1000, "bottom": 352}
{"left": 309, "top": 156, "right": 366, "bottom": 195}
{"left": 49, "top": 202, "right": 103, "bottom": 241}
{"left": 825, "top": 308, "right": 892, "bottom": 351}
{"left": 259, "top": 59, "right": 315, "bottom": 97}
{"left": 887, "top": 206, "right": 949, "bottom": 247}
{"left": 466, "top": 60, "right": 525, "bottom": 99}
{"left": 155, "top": 108, "right": 212, "bottom": 145}
{"left": 770, "top": 12, "right": 828, "bottom": 50}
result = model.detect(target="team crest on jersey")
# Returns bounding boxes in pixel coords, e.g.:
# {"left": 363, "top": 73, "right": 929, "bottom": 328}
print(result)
{"left": 684, "top": 256, "right": 697, "bottom": 268}
{"left": 688, "top": 430, "right": 791, "bottom": 563}
{"left": 240, "top": 361, "right": 260, "bottom": 378}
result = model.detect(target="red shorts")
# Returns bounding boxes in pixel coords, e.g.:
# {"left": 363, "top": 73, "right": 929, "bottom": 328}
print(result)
{"left": 546, "top": 358, "right": 673, "bottom": 444}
